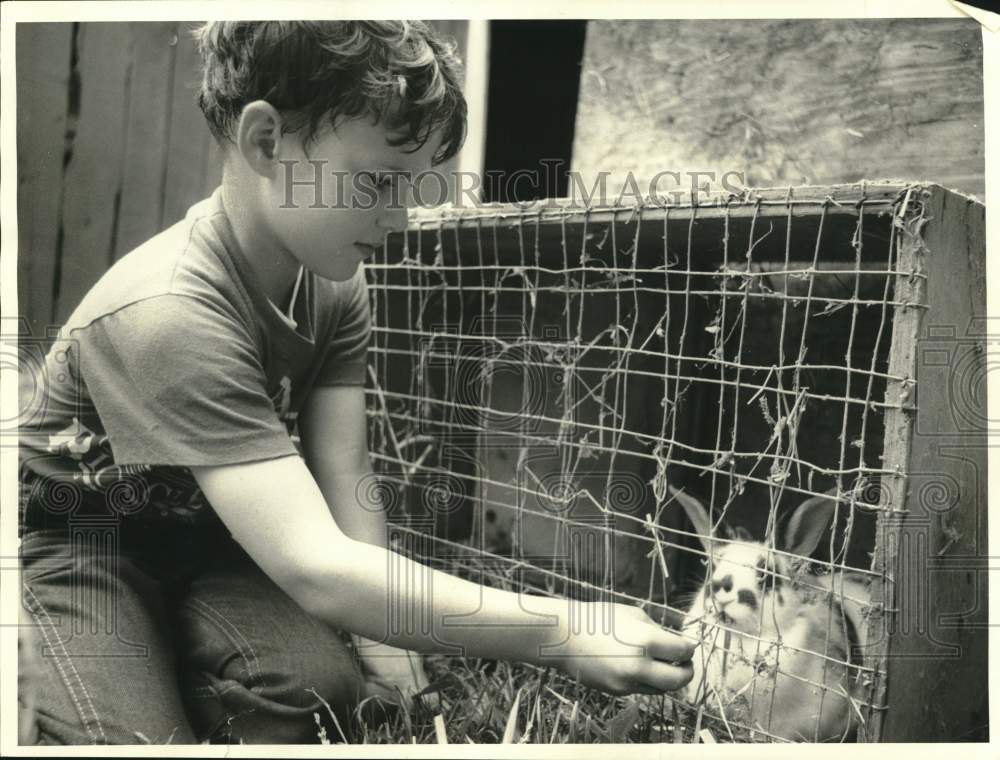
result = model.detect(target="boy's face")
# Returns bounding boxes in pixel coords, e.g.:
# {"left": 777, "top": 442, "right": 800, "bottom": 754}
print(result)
{"left": 263, "top": 116, "right": 437, "bottom": 282}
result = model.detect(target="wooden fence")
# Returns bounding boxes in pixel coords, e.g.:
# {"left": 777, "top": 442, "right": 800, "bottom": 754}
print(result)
{"left": 17, "top": 22, "right": 225, "bottom": 336}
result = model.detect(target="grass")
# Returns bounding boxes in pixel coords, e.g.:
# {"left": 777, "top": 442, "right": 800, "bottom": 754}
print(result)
{"left": 312, "top": 544, "right": 752, "bottom": 745}
{"left": 319, "top": 652, "right": 696, "bottom": 744}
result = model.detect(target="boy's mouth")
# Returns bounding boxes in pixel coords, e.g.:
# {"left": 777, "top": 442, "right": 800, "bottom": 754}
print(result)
{"left": 354, "top": 243, "right": 378, "bottom": 259}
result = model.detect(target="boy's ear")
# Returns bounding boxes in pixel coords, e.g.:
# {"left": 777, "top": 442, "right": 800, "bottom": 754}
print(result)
{"left": 235, "top": 100, "right": 284, "bottom": 176}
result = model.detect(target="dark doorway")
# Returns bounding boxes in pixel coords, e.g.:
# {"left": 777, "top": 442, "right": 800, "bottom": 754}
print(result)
{"left": 482, "top": 21, "right": 588, "bottom": 203}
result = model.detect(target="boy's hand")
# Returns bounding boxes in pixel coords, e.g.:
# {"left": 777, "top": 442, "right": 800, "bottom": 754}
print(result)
{"left": 544, "top": 602, "right": 696, "bottom": 696}
{"left": 351, "top": 634, "right": 438, "bottom": 711}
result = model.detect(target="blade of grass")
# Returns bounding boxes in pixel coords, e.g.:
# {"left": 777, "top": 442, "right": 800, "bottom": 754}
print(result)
{"left": 312, "top": 714, "right": 329, "bottom": 745}
{"left": 672, "top": 698, "right": 683, "bottom": 743}
{"left": 545, "top": 685, "right": 573, "bottom": 706}
{"left": 548, "top": 709, "right": 562, "bottom": 744}
{"left": 713, "top": 690, "right": 735, "bottom": 742}
{"left": 521, "top": 669, "right": 548, "bottom": 743}
{"left": 694, "top": 702, "right": 705, "bottom": 741}
{"left": 433, "top": 714, "right": 448, "bottom": 744}
{"left": 502, "top": 687, "right": 522, "bottom": 743}
{"left": 307, "top": 688, "right": 349, "bottom": 744}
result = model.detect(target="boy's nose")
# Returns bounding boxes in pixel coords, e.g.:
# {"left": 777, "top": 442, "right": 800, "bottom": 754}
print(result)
{"left": 378, "top": 204, "right": 409, "bottom": 235}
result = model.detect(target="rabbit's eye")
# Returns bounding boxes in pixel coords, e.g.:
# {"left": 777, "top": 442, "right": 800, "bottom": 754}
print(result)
{"left": 756, "top": 556, "right": 783, "bottom": 591}
{"left": 755, "top": 557, "right": 773, "bottom": 589}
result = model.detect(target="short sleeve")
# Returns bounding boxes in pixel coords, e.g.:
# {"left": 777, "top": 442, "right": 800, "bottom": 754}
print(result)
{"left": 74, "top": 294, "right": 298, "bottom": 467}
{"left": 314, "top": 268, "right": 371, "bottom": 387}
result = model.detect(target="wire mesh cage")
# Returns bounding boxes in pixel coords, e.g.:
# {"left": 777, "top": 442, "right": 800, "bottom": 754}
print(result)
{"left": 364, "top": 182, "right": 987, "bottom": 743}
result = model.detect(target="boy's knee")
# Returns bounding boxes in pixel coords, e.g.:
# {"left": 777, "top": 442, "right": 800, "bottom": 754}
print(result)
{"left": 240, "top": 634, "right": 364, "bottom": 712}
{"left": 177, "top": 598, "right": 363, "bottom": 712}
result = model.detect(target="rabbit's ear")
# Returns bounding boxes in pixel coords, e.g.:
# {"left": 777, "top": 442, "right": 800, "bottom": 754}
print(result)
{"left": 667, "top": 485, "right": 713, "bottom": 551}
{"left": 782, "top": 488, "right": 840, "bottom": 558}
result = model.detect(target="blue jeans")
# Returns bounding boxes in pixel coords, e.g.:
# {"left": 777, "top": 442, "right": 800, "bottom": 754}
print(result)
{"left": 19, "top": 518, "right": 364, "bottom": 744}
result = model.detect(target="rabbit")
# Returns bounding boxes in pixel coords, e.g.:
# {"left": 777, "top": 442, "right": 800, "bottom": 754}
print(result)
{"left": 668, "top": 485, "right": 871, "bottom": 742}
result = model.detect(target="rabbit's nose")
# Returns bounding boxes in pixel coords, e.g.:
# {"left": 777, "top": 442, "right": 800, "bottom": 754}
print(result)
{"left": 711, "top": 575, "right": 733, "bottom": 594}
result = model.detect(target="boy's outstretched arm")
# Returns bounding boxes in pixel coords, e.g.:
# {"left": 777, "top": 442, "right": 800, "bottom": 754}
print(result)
{"left": 190, "top": 452, "right": 695, "bottom": 697}
{"left": 298, "top": 385, "right": 386, "bottom": 546}
{"left": 298, "top": 383, "right": 431, "bottom": 706}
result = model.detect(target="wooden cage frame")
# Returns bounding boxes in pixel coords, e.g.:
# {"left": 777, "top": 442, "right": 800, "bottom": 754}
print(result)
{"left": 368, "top": 182, "right": 987, "bottom": 742}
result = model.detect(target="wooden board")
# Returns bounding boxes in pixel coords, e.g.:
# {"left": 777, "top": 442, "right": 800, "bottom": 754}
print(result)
{"left": 163, "top": 21, "right": 221, "bottom": 225}
{"left": 113, "top": 22, "right": 177, "bottom": 259}
{"left": 55, "top": 23, "right": 132, "bottom": 322}
{"left": 16, "top": 23, "right": 74, "bottom": 336}
{"left": 572, "top": 20, "right": 984, "bottom": 201}
{"left": 866, "top": 186, "right": 988, "bottom": 741}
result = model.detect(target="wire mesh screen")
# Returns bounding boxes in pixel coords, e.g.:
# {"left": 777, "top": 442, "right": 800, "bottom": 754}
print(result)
{"left": 364, "top": 183, "right": 927, "bottom": 742}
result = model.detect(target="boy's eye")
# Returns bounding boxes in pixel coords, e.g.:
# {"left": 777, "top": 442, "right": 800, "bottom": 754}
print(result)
{"left": 365, "top": 171, "right": 406, "bottom": 190}
{"left": 361, "top": 172, "right": 394, "bottom": 190}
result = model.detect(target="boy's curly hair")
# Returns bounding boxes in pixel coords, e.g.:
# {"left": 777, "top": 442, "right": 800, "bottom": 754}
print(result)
{"left": 193, "top": 21, "right": 467, "bottom": 165}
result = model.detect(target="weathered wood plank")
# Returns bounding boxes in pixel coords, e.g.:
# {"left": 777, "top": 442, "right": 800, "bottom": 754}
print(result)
{"left": 409, "top": 181, "right": 912, "bottom": 225}
{"left": 113, "top": 22, "right": 177, "bottom": 259}
{"left": 163, "top": 22, "right": 216, "bottom": 226}
{"left": 16, "top": 23, "right": 74, "bottom": 336}
{"left": 403, "top": 182, "right": 911, "bottom": 271}
{"left": 56, "top": 22, "right": 132, "bottom": 322}
{"left": 870, "top": 186, "right": 988, "bottom": 741}
{"left": 859, "top": 187, "right": 926, "bottom": 741}
{"left": 573, "top": 19, "right": 984, "bottom": 201}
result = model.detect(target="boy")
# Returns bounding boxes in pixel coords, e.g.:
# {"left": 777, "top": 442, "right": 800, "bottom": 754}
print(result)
{"left": 18, "top": 21, "right": 695, "bottom": 744}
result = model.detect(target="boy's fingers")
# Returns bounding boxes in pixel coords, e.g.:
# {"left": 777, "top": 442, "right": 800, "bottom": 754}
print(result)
{"left": 635, "top": 659, "right": 695, "bottom": 693}
{"left": 628, "top": 681, "right": 668, "bottom": 696}
{"left": 646, "top": 629, "right": 698, "bottom": 663}
{"left": 618, "top": 604, "right": 651, "bottom": 621}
